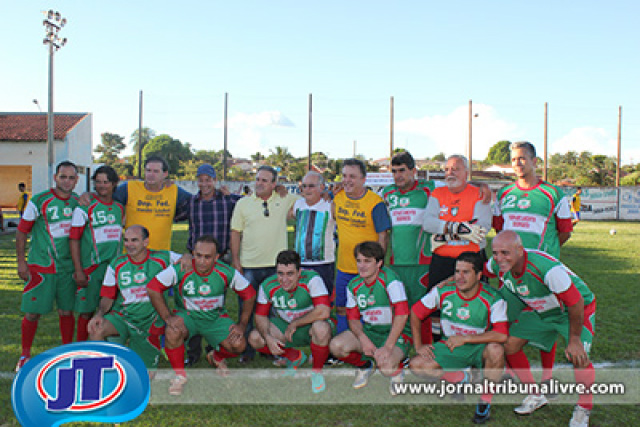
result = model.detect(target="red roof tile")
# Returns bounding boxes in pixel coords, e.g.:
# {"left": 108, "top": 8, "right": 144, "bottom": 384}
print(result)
{"left": 0, "top": 113, "right": 88, "bottom": 141}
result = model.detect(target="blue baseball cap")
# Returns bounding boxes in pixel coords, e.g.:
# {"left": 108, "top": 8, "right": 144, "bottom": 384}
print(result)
{"left": 197, "top": 164, "right": 216, "bottom": 179}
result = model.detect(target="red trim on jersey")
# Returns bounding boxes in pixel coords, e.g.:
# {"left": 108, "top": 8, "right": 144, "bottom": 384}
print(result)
{"left": 439, "top": 289, "right": 456, "bottom": 308}
{"left": 483, "top": 262, "right": 497, "bottom": 278}
{"left": 17, "top": 218, "right": 34, "bottom": 233}
{"left": 346, "top": 306, "right": 361, "bottom": 320}
{"left": 556, "top": 284, "right": 582, "bottom": 307}
{"left": 147, "top": 277, "right": 167, "bottom": 293}
{"left": 392, "top": 300, "right": 410, "bottom": 316}
{"left": 492, "top": 321, "right": 509, "bottom": 335}
{"left": 312, "top": 295, "right": 330, "bottom": 307}
{"left": 236, "top": 286, "right": 256, "bottom": 301}
{"left": 148, "top": 251, "right": 169, "bottom": 269}
{"left": 255, "top": 302, "right": 271, "bottom": 316}
{"left": 100, "top": 286, "right": 117, "bottom": 299}
{"left": 412, "top": 300, "right": 436, "bottom": 320}
{"left": 556, "top": 216, "right": 573, "bottom": 233}
{"left": 69, "top": 225, "right": 85, "bottom": 240}
{"left": 583, "top": 300, "right": 596, "bottom": 333}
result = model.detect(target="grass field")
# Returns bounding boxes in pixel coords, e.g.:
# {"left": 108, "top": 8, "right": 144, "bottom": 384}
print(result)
{"left": 1, "top": 221, "right": 639, "bottom": 426}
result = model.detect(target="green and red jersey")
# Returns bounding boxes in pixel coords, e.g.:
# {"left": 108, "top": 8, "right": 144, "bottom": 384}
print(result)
{"left": 485, "top": 249, "right": 595, "bottom": 319}
{"left": 256, "top": 270, "right": 330, "bottom": 323}
{"left": 70, "top": 198, "right": 124, "bottom": 269}
{"left": 382, "top": 179, "right": 438, "bottom": 266}
{"left": 18, "top": 189, "right": 79, "bottom": 272}
{"left": 346, "top": 266, "right": 410, "bottom": 336}
{"left": 493, "top": 180, "right": 573, "bottom": 258}
{"left": 413, "top": 282, "right": 508, "bottom": 337}
{"left": 101, "top": 250, "right": 179, "bottom": 324}
{"left": 148, "top": 259, "right": 255, "bottom": 320}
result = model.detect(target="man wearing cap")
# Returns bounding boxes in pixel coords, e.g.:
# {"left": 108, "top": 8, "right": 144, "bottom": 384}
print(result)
{"left": 175, "top": 163, "right": 242, "bottom": 365}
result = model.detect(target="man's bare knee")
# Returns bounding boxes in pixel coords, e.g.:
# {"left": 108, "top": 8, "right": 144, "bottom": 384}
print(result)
{"left": 310, "top": 321, "right": 331, "bottom": 344}
{"left": 248, "top": 330, "right": 264, "bottom": 349}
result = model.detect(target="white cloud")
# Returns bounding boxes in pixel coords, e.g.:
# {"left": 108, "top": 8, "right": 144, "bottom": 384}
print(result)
{"left": 216, "top": 111, "right": 295, "bottom": 129}
{"left": 551, "top": 127, "right": 616, "bottom": 157}
{"left": 396, "top": 104, "right": 522, "bottom": 160}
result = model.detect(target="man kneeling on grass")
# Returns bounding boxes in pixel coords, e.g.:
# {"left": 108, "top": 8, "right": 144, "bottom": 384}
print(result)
{"left": 329, "top": 241, "right": 410, "bottom": 396}
{"left": 147, "top": 235, "right": 256, "bottom": 396}
{"left": 248, "top": 250, "right": 332, "bottom": 393}
{"left": 409, "top": 251, "right": 508, "bottom": 424}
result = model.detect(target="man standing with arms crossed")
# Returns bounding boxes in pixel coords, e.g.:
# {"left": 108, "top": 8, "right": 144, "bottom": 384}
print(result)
{"left": 333, "top": 158, "right": 391, "bottom": 334}
{"left": 231, "top": 165, "right": 299, "bottom": 363}
{"left": 147, "top": 235, "right": 256, "bottom": 395}
{"left": 493, "top": 141, "right": 574, "bottom": 387}
{"left": 15, "top": 161, "right": 79, "bottom": 371}
{"left": 70, "top": 165, "right": 124, "bottom": 342}
{"left": 488, "top": 231, "right": 596, "bottom": 427}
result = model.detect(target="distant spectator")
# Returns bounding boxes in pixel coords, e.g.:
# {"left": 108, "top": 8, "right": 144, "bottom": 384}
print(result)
{"left": 17, "top": 183, "right": 29, "bottom": 218}
{"left": 571, "top": 187, "right": 583, "bottom": 225}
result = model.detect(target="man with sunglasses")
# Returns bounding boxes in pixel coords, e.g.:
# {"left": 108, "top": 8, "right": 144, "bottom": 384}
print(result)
{"left": 230, "top": 165, "right": 299, "bottom": 363}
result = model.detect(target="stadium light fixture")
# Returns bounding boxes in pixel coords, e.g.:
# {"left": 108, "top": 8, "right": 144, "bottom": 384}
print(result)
{"left": 42, "top": 10, "right": 68, "bottom": 187}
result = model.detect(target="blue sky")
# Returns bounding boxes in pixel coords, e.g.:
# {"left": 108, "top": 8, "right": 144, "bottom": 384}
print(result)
{"left": 2, "top": 1, "right": 639, "bottom": 165}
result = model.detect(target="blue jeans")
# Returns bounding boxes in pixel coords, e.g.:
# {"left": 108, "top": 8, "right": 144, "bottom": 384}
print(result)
{"left": 239, "top": 266, "right": 276, "bottom": 358}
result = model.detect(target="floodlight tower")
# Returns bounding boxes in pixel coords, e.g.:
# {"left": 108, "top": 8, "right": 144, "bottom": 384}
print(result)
{"left": 42, "top": 10, "right": 68, "bottom": 187}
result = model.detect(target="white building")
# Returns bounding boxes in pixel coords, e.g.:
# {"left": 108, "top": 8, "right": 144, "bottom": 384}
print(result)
{"left": 0, "top": 112, "right": 93, "bottom": 208}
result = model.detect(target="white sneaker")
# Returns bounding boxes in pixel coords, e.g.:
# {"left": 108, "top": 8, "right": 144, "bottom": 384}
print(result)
{"left": 352, "top": 362, "right": 376, "bottom": 389}
{"left": 389, "top": 370, "right": 405, "bottom": 396}
{"left": 514, "top": 394, "right": 548, "bottom": 415}
{"left": 168, "top": 375, "right": 188, "bottom": 396}
{"left": 569, "top": 405, "right": 590, "bottom": 427}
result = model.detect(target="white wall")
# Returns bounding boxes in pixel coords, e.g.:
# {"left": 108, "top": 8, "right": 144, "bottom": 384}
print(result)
{"left": 0, "top": 114, "right": 93, "bottom": 196}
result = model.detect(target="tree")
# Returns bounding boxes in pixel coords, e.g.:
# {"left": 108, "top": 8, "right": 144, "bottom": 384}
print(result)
{"left": 142, "top": 134, "right": 193, "bottom": 176}
{"left": 95, "top": 133, "right": 126, "bottom": 165}
{"left": 130, "top": 127, "right": 156, "bottom": 153}
{"left": 485, "top": 140, "right": 512, "bottom": 165}
{"left": 432, "top": 152, "right": 446, "bottom": 162}
{"left": 251, "top": 152, "right": 265, "bottom": 163}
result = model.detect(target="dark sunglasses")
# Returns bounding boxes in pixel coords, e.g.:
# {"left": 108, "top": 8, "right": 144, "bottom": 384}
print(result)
{"left": 263, "top": 201, "right": 270, "bottom": 217}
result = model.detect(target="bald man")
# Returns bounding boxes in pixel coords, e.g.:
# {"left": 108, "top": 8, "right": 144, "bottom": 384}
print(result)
{"left": 486, "top": 231, "right": 596, "bottom": 427}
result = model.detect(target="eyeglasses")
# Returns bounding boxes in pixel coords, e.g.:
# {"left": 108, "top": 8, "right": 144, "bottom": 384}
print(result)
{"left": 263, "top": 201, "right": 269, "bottom": 217}
{"left": 300, "top": 184, "right": 318, "bottom": 189}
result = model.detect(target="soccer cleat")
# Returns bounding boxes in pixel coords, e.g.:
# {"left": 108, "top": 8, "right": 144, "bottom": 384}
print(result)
{"left": 311, "top": 372, "right": 326, "bottom": 393}
{"left": 352, "top": 361, "right": 376, "bottom": 389}
{"left": 15, "top": 356, "right": 30, "bottom": 372}
{"left": 541, "top": 378, "right": 558, "bottom": 400}
{"left": 514, "top": 394, "right": 548, "bottom": 415}
{"left": 473, "top": 402, "right": 491, "bottom": 424}
{"left": 389, "top": 370, "right": 405, "bottom": 396}
{"left": 569, "top": 405, "right": 591, "bottom": 427}
{"left": 324, "top": 356, "right": 344, "bottom": 367}
{"left": 168, "top": 375, "right": 188, "bottom": 396}
{"left": 283, "top": 352, "right": 307, "bottom": 377}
